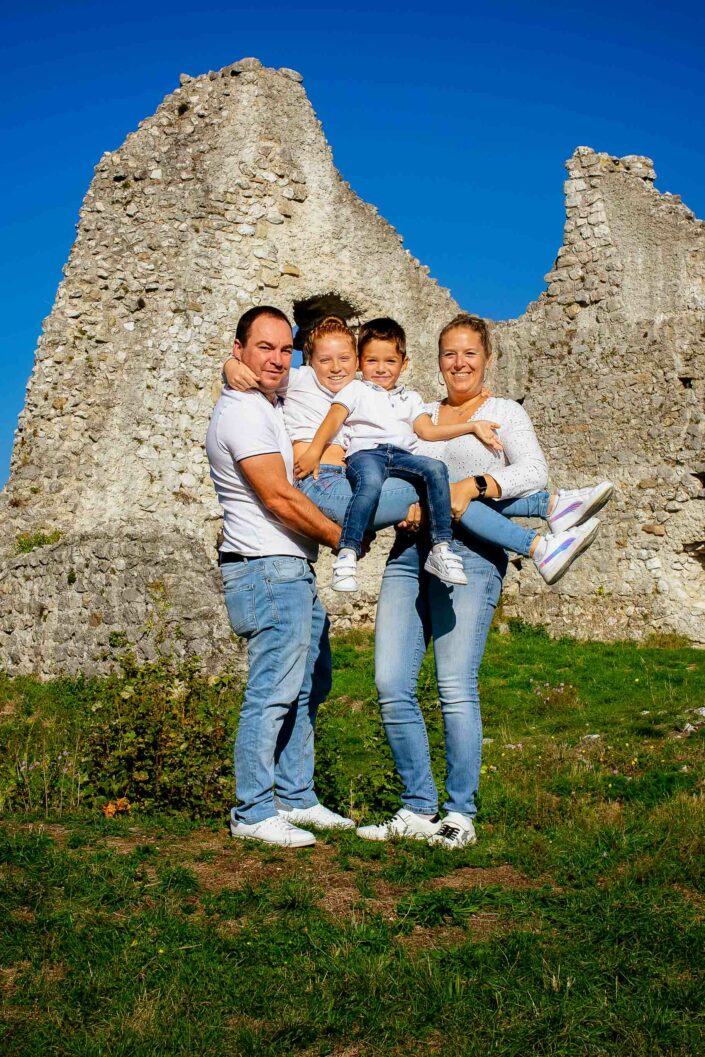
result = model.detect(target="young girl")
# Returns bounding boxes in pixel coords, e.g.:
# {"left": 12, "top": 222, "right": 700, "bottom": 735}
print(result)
{"left": 223, "top": 316, "right": 611, "bottom": 591}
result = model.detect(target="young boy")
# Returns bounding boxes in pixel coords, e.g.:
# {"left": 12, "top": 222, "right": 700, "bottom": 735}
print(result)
{"left": 294, "top": 319, "right": 506, "bottom": 591}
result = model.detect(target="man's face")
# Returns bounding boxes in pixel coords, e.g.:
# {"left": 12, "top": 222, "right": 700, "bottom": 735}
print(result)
{"left": 234, "top": 315, "right": 294, "bottom": 395}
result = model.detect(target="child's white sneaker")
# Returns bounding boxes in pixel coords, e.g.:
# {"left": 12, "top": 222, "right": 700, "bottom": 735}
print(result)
{"left": 548, "top": 481, "right": 613, "bottom": 534}
{"left": 429, "top": 812, "right": 477, "bottom": 849}
{"left": 332, "top": 549, "right": 357, "bottom": 592}
{"left": 424, "top": 543, "right": 468, "bottom": 586}
{"left": 356, "top": 808, "right": 442, "bottom": 842}
{"left": 229, "top": 812, "right": 316, "bottom": 847}
{"left": 533, "top": 517, "right": 600, "bottom": 585}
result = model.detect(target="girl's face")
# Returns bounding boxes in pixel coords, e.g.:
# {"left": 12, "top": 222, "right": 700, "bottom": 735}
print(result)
{"left": 359, "top": 339, "right": 406, "bottom": 391}
{"left": 310, "top": 334, "right": 358, "bottom": 392}
{"left": 438, "top": 327, "right": 489, "bottom": 400}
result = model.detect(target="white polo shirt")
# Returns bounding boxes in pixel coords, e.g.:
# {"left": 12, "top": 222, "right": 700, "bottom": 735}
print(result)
{"left": 281, "top": 365, "right": 348, "bottom": 447}
{"left": 206, "top": 387, "right": 316, "bottom": 560}
{"left": 332, "top": 380, "right": 427, "bottom": 458}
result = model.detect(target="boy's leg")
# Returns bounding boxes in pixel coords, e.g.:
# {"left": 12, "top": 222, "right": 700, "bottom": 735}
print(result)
{"left": 386, "top": 449, "right": 453, "bottom": 545}
{"left": 341, "top": 449, "right": 388, "bottom": 556}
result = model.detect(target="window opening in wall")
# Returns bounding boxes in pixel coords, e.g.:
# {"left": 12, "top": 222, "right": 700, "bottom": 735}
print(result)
{"left": 293, "top": 294, "right": 361, "bottom": 359}
{"left": 679, "top": 377, "right": 694, "bottom": 389}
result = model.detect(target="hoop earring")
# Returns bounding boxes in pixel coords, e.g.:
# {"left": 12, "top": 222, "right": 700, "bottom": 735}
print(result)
{"left": 437, "top": 370, "right": 444, "bottom": 386}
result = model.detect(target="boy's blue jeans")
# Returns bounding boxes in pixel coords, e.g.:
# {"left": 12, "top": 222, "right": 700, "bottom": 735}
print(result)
{"left": 220, "top": 556, "right": 331, "bottom": 824}
{"left": 341, "top": 445, "right": 453, "bottom": 557}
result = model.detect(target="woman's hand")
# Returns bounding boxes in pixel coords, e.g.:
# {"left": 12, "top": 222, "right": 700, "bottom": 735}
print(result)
{"left": 294, "top": 447, "right": 321, "bottom": 481}
{"left": 398, "top": 502, "right": 424, "bottom": 532}
{"left": 470, "top": 420, "right": 503, "bottom": 452}
{"left": 223, "top": 356, "right": 259, "bottom": 391}
{"left": 449, "top": 479, "right": 477, "bottom": 520}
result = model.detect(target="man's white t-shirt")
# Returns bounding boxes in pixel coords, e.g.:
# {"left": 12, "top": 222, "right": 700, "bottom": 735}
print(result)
{"left": 206, "top": 387, "right": 316, "bottom": 560}
{"left": 332, "top": 380, "right": 427, "bottom": 458}
{"left": 281, "top": 365, "right": 347, "bottom": 447}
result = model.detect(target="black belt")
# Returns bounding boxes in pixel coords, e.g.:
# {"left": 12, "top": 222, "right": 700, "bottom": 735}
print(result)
{"left": 219, "top": 552, "right": 266, "bottom": 565}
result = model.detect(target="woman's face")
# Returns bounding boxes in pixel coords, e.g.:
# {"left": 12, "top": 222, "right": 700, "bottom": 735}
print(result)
{"left": 310, "top": 334, "right": 358, "bottom": 393}
{"left": 438, "top": 327, "right": 489, "bottom": 400}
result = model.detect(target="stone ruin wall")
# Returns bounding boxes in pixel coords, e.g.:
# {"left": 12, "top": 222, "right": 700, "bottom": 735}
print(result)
{"left": 1, "top": 61, "right": 703, "bottom": 677}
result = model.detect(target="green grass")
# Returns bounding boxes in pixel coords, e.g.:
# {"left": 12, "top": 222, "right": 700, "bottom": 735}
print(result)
{"left": 1, "top": 626, "right": 704, "bottom": 1055}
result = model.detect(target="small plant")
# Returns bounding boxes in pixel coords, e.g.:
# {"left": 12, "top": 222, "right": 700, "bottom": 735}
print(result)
{"left": 15, "top": 530, "right": 62, "bottom": 555}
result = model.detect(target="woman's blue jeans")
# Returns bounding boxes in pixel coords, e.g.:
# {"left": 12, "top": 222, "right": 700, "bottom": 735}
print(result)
{"left": 374, "top": 534, "right": 507, "bottom": 818}
{"left": 299, "top": 464, "right": 550, "bottom": 556}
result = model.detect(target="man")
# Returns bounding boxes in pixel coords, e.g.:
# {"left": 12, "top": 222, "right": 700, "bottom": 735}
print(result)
{"left": 206, "top": 306, "right": 354, "bottom": 846}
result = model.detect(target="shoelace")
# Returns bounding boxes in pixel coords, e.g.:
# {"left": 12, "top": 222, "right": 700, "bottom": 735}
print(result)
{"left": 437, "top": 823, "right": 461, "bottom": 839}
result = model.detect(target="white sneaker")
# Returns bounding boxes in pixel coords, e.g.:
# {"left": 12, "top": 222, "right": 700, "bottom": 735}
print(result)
{"left": 533, "top": 517, "right": 600, "bottom": 585}
{"left": 332, "top": 550, "right": 357, "bottom": 592}
{"left": 548, "top": 481, "right": 613, "bottom": 534}
{"left": 278, "top": 803, "right": 355, "bottom": 830}
{"left": 229, "top": 812, "right": 316, "bottom": 847}
{"left": 429, "top": 812, "right": 477, "bottom": 849}
{"left": 356, "top": 808, "right": 442, "bottom": 843}
{"left": 423, "top": 544, "right": 468, "bottom": 586}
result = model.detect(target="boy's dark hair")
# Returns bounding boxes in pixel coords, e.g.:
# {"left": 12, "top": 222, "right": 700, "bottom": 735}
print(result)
{"left": 235, "top": 306, "right": 291, "bottom": 346}
{"left": 357, "top": 317, "right": 407, "bottom": 359}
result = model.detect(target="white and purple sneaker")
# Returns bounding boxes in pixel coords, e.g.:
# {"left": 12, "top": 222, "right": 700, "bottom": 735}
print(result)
{"left": 533, "top": 517, "right": 600, "bottom": 585}
{"left": 548, "top": 481, "right": 613, "bottom": 535}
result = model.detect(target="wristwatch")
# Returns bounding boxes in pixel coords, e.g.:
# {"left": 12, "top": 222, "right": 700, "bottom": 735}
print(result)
{"left": 473, "top": 475, "right": 488, "bottom": 500}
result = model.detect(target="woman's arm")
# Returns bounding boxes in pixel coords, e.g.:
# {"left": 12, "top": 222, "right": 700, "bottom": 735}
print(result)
{"left": 293, "top": 403, "right": 349, "bottom": 480}
{"left": 489, "top": 403, "right": 548, "bottom": 498}
{"left": 414, "top": 414, "right": 503, "bottom": 450}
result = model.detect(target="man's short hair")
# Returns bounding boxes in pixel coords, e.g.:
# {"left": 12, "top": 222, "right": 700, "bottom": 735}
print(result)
{"left": 235, "top": 306, "right": 292, "bottom": 346}
{"left": 357, "top": 317, "right": 407, "bottom": 359}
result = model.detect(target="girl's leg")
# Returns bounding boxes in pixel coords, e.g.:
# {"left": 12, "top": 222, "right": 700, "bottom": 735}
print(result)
{"left": 374, "top": 537, "right": 439, "bottom": 816}
{"left": 299, "top": 466, "right": 420, "bottom": 530}
{"left": 454, "top": 489, "right": 551, "bottom": 557}
{"left": 428, "top": 541, "right": 505, "bottom": 818}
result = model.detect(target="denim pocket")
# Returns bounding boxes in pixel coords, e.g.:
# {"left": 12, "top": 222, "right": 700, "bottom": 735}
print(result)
{"left": 223, "top": 582, "right": 257, "bottom": 636}
{"left": 266, "top": 557, "right": 307, "bottom": 583}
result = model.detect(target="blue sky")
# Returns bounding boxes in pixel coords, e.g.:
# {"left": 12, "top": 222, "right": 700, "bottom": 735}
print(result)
{"left": 1, "top": 0, "right": 703, "bottom": 486}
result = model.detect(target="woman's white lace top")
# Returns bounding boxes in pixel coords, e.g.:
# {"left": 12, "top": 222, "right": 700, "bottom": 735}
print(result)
{"left": 415, "top": 396, "right": 549, "bottom": 499}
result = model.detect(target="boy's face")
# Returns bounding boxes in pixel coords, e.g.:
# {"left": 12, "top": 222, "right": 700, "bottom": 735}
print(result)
{"left": 359, "top": 339, "right": 406, "bottom": 391}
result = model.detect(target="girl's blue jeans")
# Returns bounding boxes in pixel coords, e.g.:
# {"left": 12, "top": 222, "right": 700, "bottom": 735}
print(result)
{"left": 299, "top": 464, "right": 550, "bottom": 556}
{"left": 374, "top": 534, "right": 507, "bottom": 818}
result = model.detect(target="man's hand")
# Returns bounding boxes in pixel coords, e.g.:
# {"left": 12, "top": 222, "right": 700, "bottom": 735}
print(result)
{"left": 449, "top": 479, "right": 477, "bottom": 520}
{"left": 398, "top": 502, "right": 424, "bottom": 532}
{"left": 294, "top": 447, "right": 322, "bottom": 481}
{"left": 470, "top": 420, "right": 503, "bottom": 452}
{"left": 223, "top": 356, "right": 260, "bottom": 391}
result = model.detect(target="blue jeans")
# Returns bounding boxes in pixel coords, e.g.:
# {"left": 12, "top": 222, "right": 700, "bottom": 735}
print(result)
{"left": 374, "top": 534, "right": 507, "bottom": 818}
{"left": 340, "top": 446, "right": 453, "bottom": 557}
{"left": 300, "top": 464, "right": 549, "bottom": 557}
{"left": 221, "top": 556, "right": 331, "bottom": 824}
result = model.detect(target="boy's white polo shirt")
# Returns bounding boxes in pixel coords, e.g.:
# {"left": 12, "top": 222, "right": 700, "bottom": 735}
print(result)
{"left": 332, "top": 380, "right": 427, "bottom": 458}
{"left": 206, "top": 386, "right": 316, "bottom": 560}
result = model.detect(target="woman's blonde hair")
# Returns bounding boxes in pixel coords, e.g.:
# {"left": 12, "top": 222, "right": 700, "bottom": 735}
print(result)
{"left": 303, "top": 315, "right": 356, "bottom": 362}
{"left": 438, "top": 313, "right": 492, "bottom": 358}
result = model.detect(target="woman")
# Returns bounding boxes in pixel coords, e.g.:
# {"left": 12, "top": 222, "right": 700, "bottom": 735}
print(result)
{"left": 357, "top": 313, "right": 572, "bottom": 848}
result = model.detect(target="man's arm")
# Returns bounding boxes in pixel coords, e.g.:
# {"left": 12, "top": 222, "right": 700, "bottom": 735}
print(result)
{"left": 239, "top": 453, "right": 342, "bottom": 549}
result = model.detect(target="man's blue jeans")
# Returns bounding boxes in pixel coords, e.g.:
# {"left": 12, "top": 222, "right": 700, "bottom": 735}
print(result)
{"left": 375, "top": 534, "right": 507, "bottom": 818}
{"left": 341, "top": 445, "right": 454, "bottom": 557}
{"left": 300, "top": 464, "right": 549, "bottom": 557}
{"left": 221, "top": 556, "right": 331, "bottom": 824}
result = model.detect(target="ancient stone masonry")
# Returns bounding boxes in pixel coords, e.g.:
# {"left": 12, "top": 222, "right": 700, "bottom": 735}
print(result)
{"left": 1, "top": 64, "right": 703, "bottom": 676}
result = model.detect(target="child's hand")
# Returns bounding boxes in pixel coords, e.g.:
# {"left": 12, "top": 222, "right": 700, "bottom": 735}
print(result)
{"left": 294, "top": 448, "right": 321, "bottom": 480}
{"left": 471, "top": 420, "right": 503, "bottom": 452}
{"left": 223, "top": 356, "right": 259, "bottom": 391}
